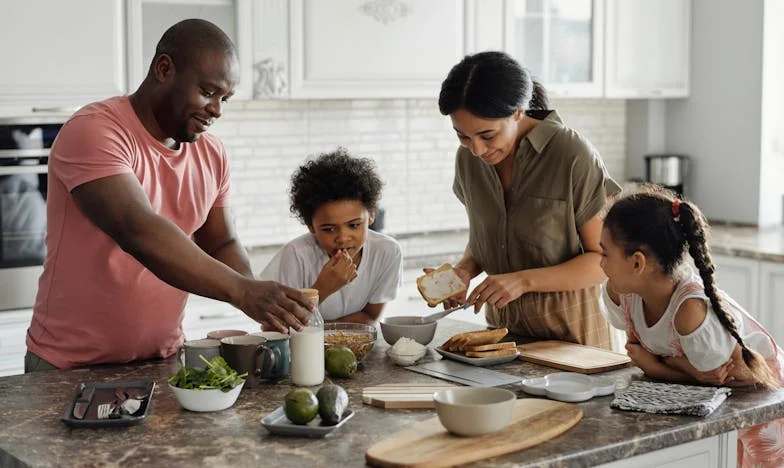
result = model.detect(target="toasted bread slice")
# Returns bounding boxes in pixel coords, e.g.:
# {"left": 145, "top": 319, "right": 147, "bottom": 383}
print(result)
{"left": 465, "top": 347, "right": 518, "bottom": 358}
{"left": 465, "top": 341, "right": 516, "bottom": 352}
{"left": 416, "top": 264, "right": 467, "bottom": 307}
{"left": 440, "top": 328, "right": 508, "bottom": 352}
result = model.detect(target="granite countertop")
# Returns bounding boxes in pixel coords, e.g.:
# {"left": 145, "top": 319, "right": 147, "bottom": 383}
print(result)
{"left": 2, "top": 319, "right": 783, "bottom": 467}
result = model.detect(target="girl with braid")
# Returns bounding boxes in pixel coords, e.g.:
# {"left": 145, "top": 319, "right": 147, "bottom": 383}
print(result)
{"left": 599, "top": 186, "right": 783, "bottom": 467}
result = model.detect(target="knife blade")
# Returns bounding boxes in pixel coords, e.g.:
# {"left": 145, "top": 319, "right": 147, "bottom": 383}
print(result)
{"left": 72, "top": 385, "right": 95, "bottom": 420}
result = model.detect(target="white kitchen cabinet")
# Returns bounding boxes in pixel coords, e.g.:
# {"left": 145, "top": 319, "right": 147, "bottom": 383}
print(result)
{"left": 126, "top": 0, "right": 253, "bottom": 100}
{"left": 182, "top": 295, "right": 259, "bottom": 341}
{"left": 254, "top": 0, "right": 468, "bottom": 99}
{"left": 0, "top": 309, "right": 34, "bottom": 377}
{"left": 758, "top": 261, "right": 784, "bottom": 344}
{"left": 0, "top": 0, "right": 125, "bottom": 112}
{"left": 597, "top": 431, "right": 737, "bottom": 468}
{"left": 712, "top": 254, "right": 760, "bottom": 316}
{"left": 604, "top": 0, "right": 691, "bottom": 98}
{"left": 504, "top": 0, "right": 605, "bottom": 98}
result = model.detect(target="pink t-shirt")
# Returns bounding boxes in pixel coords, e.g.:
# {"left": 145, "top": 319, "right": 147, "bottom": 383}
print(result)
{"left": 26, "top": 96, "right": 230, "bottom": 369}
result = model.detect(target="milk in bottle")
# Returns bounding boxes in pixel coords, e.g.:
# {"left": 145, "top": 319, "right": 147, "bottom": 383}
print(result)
{"left": 290, "top": 288, "right": 324, "bottom": 386}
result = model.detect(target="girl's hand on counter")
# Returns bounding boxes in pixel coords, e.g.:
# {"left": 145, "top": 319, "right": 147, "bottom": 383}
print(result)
{"left": 466, "top": 270, "right": 531, "bottom": 313}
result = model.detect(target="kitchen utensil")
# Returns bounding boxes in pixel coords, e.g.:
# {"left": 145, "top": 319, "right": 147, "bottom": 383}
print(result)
{"left": 362, "top": 383, "right": 456, "bottom": 409}
{"left": 520, "top": 372, "right": 616, "bottom": 402}
{"left": 97, "top": 402, "right": 115, "bottom": 420}
{"left": 419, "top": 303, "right": 469, "bottom": 323}
{"left": 435, "top": 347, "right": 520, "bottom": 367}
{"left": 517, "top": 340, "right": 631, "bottom": 374}
{"left": 72, "top": 385, "right": 95, "bottom": 420}
{"left": 261, "top": 406, "right": 354, "bottom": 438}
{"left": 433, "top": 387, "right": 516, "bottom": 436}
{"left": 366, "top": 398, "right": 583, "bottom": 467}
{"left": 406, "top": 360, "right": 521, "bottom": 387}
{"left": 379, "top": 316, "right": 437, "bottom": 346}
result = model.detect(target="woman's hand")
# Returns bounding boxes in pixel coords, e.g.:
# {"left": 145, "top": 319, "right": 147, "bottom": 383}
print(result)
{"left": 466, "top": 271, "right": 530, "bottom": 313}
{"left": 314, "top": 249, "right": 357, "bottom": 299}
{"left": 422, "top": 265, "right": 472, "bottom": 309}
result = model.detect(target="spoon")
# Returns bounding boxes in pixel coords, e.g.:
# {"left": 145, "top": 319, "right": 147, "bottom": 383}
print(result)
{"left": 418, "top": 303, "right": 469, "bottom": 324}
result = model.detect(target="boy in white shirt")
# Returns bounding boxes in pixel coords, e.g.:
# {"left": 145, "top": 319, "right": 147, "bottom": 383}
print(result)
{"left": 260, "top": 148, "right": 402, "bottom": 325}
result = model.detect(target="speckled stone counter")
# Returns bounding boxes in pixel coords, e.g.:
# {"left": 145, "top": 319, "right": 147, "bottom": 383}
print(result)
{"left": 709, "top": 224, "right": 784, "bottom": 263}
{"left": 2, "top": 319, "right": 783, "bottom": 467}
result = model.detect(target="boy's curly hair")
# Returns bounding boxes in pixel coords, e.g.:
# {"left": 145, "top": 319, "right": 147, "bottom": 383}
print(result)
{"left": 290, "top": 147, "right": 383, "bottom": 226}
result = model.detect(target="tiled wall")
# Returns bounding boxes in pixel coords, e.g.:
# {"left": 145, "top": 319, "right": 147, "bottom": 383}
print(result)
{"left": 210, "top": 99, "right": 626, "bottom": 248}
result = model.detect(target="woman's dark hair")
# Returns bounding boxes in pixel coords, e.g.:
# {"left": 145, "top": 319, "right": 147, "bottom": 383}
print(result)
{"left": 289, "top": 147, "right": 383, "bottom": 226}
{"left": 604, "top": 185, "right": 779, "bottom": 389}
{"left": 438, "top": 51, "right": 549, "bottom": 118}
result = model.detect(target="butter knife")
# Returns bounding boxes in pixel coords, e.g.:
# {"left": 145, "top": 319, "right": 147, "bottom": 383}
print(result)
{"left": 72, "top": 385, "right": 95, "bottom": 420}
{"left": 419, "top": 303, "right": 469, "bottom": 323}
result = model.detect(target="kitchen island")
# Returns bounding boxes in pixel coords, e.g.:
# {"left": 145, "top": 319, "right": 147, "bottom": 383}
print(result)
{"left": 1, "top": 319, "right": 783, "bottom": 467}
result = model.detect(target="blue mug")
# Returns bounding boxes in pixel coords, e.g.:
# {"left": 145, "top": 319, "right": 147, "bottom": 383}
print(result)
{"left": 255, "top": 331, "right": 290, "bottom": 380}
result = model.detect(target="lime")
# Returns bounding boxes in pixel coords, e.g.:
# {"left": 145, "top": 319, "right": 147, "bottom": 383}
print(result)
{"left": 325, "top": 345, "right": 357, "bottom": 378}
{"left": 283, "top": 388, "right": 319, "bottom": 425}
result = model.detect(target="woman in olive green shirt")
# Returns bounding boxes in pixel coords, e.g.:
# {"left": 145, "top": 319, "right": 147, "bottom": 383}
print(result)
{"left": 436, "top": 51, "right": 621, "bottom": 348}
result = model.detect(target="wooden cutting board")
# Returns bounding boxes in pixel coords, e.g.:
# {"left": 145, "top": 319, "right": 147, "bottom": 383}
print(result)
{"left": 362, "top": 383, "right": 457, "bottom": 409}
{"left": 517, "top": 340, "right": 631, "bottom": 374}
{"left": 366, "top": 399, "right": 582, "bottom": 467}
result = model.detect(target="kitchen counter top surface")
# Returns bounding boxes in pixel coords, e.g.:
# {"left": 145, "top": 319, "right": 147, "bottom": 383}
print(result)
{"left": 1, "top": 320, "right": 783, "bottom": 467}
{"left": 248, "top": 224, "right": 784, "bottom": 272}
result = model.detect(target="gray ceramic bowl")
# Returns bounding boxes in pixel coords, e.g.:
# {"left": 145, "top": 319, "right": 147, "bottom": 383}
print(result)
{"left": 379, "top": 316, "right": 437, "bottom": 346}
{"left": 434, "top": 387, "right": 516, "bottom": 436}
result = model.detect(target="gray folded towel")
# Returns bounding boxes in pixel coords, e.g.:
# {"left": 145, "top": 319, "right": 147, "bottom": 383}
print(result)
{"left": 611, "top": 381, "right": 731, "bottom": 417}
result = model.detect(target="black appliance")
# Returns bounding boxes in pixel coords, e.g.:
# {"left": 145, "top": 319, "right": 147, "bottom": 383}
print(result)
{"left": 644, "top": 154, "right": 690, "bottom": 198}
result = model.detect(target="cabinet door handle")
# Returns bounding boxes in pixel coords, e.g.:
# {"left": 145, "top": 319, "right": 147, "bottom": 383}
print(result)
{"left": 198, "top": 312, "right": 237, "bottom": 320}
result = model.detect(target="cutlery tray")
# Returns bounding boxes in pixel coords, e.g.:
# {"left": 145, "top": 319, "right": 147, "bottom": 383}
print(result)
{"left": 61, "top": 380, "right": 155, "bottom": 428}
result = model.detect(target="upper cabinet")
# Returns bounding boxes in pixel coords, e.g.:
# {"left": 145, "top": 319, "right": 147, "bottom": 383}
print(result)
{"left": 126, "top": 0, "right": 254, "bottom": 100}
{"left": 0, "top": 0, "right": 125, "bottom": 113}
{"left": 254, "top": 0, "right": 468, "bottom": 99}
{"left": 604, "top": 0, "right": 691, "bottom": 98}
{"left": 504, "top": 0, "right": 604, "bottom": 98}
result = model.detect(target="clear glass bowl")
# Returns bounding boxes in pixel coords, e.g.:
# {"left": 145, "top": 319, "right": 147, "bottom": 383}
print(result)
{"left": 324, "top": 322, "right": 377, "bottom": 362}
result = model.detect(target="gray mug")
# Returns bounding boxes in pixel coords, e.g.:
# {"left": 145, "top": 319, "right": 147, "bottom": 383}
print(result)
{"left": 220, "top": 335, "right": 276, "bottom": 388}
{"left": 253, "top": 331, "right": 290, "bottom": 380}
{"left": 177, "top": 338, "right": 221, "bottom": 369}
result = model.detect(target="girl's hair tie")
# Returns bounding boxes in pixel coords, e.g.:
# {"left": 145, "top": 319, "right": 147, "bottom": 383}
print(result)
{"left": 672, "top": 199, "right": 681, "bottom": 221}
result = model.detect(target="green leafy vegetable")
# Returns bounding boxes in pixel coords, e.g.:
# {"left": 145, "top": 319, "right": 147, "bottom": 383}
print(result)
{"left": 168, "top": 355, "right": 247, "bottom": 392}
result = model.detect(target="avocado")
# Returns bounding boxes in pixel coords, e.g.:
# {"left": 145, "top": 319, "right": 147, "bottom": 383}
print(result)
{"left": 316, "top": 384, "right": 349, "bottom": 425}
{"left": 283, "top": 388, "right": 319, "bottom": 425}
{"left": 325, "top": 345, "right": 357, "bottom": 378}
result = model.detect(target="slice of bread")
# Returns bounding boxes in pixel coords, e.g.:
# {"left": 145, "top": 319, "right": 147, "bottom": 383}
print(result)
{"left": 441, "top": 328, "right": 509, "bottom": 352}
{"left": 465, "top": 347, "right": 518, "bottom": 358}
{"left": 416, "top": 263, "right": 468, "bottom": 307}
{"left": 464, "top": 341, "right": 516, "bottom": 352}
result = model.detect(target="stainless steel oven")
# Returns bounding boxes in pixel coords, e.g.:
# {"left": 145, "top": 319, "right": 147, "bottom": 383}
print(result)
{"left": 0, "top": 116, "right": 66, "bottom": 311}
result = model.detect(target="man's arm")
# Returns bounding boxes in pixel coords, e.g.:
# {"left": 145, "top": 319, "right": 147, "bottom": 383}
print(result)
{"left": 193, "top": 207, "right": 253, "bottom": 279}
{"left": 71, "top": 174, "right": 311, "bottom": 332}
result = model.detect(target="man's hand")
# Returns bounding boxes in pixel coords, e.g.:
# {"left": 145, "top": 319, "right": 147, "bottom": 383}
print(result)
{"left": 466, "top": 271, "right": 529, "bottom": 313}
{"left": 313, "top": 249, "right": 357, "bottom": 299}
{"left": 235, "top": 280, "right": 313, "bottom": 333}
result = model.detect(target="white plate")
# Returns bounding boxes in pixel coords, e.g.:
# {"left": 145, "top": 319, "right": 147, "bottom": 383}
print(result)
{"left": 520, "top": 372, "right": 615, "bottom": 402}
{"left": 435, "top": 347, "right": 520, "bottom": 367}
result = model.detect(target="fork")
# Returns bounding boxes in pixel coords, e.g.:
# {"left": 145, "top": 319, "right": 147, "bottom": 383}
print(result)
{"left": 97, "top": 402, "right": 115, "bottom": 420}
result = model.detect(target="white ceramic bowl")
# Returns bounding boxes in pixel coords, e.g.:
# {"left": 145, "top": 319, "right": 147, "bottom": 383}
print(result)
{"left": 433, "top": 387, "right": 516, "bottom": 436}
{"left": 386, "top": 347, "right": 427, "bottom": 366}
{"left": 379, "top": 316, "right": 437, "bottom": 346}
{"left": 169, "top": 382, "right": 244, "bottom": 412}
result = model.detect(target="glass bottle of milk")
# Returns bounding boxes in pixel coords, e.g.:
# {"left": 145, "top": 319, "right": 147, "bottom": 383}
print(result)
{"left": 290, "top": 288, "right": 324, "bottom": 386}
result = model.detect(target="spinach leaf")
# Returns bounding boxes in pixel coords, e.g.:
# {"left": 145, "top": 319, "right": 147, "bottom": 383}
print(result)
{"left": 168, "top": 355, "right": 247, "bottom": 392}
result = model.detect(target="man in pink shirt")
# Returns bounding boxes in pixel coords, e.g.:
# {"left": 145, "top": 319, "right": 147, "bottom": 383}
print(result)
{"left": 25, "top": 19, "right": 312, "bottom": 371}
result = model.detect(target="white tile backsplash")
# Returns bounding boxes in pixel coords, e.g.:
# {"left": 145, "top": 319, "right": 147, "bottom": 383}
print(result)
{"left": 211, "top": 98, "right": 626, "bottom": 248}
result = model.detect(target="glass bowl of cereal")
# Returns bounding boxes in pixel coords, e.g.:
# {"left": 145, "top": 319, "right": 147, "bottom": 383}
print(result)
{"left": 324, "top": 323, "right": 377, "bottom": 362}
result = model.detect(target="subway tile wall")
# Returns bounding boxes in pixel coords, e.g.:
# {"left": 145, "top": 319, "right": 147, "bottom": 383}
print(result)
{"left": 210, "top": 99, "right": 626, "bottom": 248}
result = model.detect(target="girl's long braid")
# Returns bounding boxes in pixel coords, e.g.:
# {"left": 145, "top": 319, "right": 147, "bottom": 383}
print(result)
{"left": 678, "top": 202, "right": 779, "bottom": 389}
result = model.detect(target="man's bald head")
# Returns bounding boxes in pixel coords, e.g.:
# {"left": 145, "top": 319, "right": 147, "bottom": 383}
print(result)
{"left": 149, "top": 18, "right": 237, "bottom": 75}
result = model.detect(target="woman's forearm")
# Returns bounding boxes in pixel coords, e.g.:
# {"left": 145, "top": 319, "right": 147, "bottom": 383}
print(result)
{"left": 519, "top": 252, "right": 606, "bottom": 293}
{"left": 455, "top": 243, "right": 483, "bottom": 279}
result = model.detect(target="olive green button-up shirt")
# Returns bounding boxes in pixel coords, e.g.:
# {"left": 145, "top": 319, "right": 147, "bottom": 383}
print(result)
{"left": 453, "top": 110, "right": 621, "bottom": 346}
